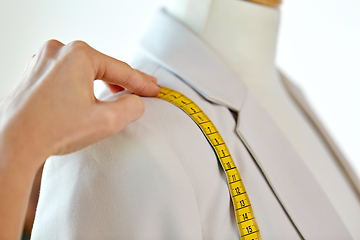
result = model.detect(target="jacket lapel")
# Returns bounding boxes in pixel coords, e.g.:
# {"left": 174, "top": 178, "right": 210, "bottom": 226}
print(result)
{"left": 140, "top": 9, "right": 352, "bottom": 239}
{"left": 237, "top": 92, "right": 351, "bottom": 239}
{"left": 279, "top": 70, "right": 360, "bottom": 199}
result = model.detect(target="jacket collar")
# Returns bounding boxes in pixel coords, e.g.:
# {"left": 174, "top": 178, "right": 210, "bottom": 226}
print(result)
{"left": 138, "top": 10, "right": 353, "bottom": 238}
{"left": 140, "top": 9, "right": 248, "bottom": 112}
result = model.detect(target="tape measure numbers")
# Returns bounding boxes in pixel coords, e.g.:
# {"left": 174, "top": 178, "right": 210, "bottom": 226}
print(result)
{"left": 156, "top": 87, "right": 262, "bottom": 240}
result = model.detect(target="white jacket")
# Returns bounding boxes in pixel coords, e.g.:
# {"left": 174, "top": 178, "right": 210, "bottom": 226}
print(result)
{"left": 32, "top": 10, "right": 358, "bottom": 240}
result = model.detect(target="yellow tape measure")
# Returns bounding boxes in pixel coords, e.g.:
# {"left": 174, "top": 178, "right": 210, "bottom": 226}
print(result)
{"left": 156, "top": 87, "right": 261, "bottom": 240}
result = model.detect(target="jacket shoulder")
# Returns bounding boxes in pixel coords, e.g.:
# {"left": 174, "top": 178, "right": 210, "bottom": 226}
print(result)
{"left": 32, "top": 97, "right": 203, "bottom": 239}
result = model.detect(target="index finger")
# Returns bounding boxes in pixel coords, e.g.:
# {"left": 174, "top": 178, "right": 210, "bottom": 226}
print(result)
{"left": 71, "top": 41, "right": 160, "bottom": 97}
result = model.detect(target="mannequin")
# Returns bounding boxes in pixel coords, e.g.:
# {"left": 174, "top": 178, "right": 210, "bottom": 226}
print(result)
{"left": 165, "top": 0, "right": 360, "bottom": 238}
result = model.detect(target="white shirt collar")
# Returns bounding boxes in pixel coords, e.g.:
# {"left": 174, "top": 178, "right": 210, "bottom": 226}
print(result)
{"left": 140, "top": 9, "right": 248, "bottom": 112}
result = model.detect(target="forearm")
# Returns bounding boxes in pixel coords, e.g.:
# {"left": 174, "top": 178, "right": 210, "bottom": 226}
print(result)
{"left": 0, "top": 141, "right": 43, "bottom": 240}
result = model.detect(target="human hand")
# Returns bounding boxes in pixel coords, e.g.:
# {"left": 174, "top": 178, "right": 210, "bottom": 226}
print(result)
{"left": 0, "top": 40, "right": 160, "bottom": 240}
{"left": 0, "top": 40, "right": 160, "bottom": 168}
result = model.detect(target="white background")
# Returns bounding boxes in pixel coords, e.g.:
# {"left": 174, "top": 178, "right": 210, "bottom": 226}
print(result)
{"left": 0, "top": 0, "right": 359, "bottom": 177}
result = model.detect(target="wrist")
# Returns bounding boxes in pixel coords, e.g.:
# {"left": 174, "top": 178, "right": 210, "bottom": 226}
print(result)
{"left": 0, "top": 132, "right": 48, "bottom": 177}
{"left": 0, "top": 136, "right": 44, "bottom": 240}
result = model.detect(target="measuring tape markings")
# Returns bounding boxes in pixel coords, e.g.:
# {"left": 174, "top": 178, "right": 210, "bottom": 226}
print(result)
{"left": 156, "top": 87, "right": 262, "bottom": 240}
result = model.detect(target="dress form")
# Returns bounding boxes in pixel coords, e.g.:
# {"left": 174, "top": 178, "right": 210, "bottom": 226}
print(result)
{"left": 165, "top": 0, "right": 360, "bottom": 238}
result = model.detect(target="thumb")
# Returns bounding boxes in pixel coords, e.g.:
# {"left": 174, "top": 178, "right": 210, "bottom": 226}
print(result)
{"left": 51, "top": 94, "right": 144, "bottom": 155}
{"left": 98, "top": 94, "right": 145, "bottom": 136}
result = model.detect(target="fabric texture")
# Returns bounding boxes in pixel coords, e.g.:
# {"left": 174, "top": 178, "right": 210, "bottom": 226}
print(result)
{"left": 31, "top": 10, "right": 356, "bottom": 240}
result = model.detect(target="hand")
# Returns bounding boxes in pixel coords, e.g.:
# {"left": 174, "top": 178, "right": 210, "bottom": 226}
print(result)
{"left": 0, "top": 39, "right": 160, "bottom": 165}
{"left": 0, "top": 40, "right": 160, "bottom": 240}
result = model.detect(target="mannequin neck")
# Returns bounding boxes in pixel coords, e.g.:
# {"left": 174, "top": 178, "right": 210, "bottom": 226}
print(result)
{"left": 166, "top": 0, "right": 281, "bottom": 91}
